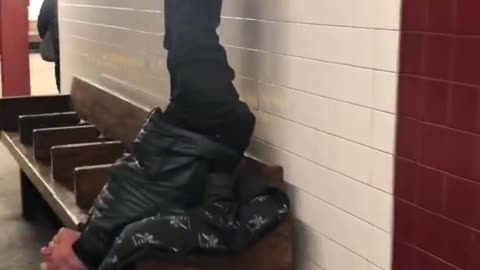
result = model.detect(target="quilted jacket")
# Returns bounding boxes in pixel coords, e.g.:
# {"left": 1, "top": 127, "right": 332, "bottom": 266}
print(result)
{"left": 72, "top": 110, "right": 289, "bottom": 269}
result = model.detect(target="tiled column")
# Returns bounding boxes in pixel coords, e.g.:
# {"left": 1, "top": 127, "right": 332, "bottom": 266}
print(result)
{"left": 394, "top": 0, "right": 480, "bottom": 269}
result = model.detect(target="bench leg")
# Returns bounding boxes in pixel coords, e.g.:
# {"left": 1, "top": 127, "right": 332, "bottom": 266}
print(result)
{"left": 20, "top": 170, "right": 37, "bottom": 220}
{"left": 20, "top": 170, "right": 63, "bottom": 228}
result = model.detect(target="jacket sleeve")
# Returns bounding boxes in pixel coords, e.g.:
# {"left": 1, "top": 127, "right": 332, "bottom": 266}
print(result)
{"left": 72, "top": 156, "right": 158, "bottom": 268}
{"left": 37, "top": 0, "right": 56, "bottom": 39}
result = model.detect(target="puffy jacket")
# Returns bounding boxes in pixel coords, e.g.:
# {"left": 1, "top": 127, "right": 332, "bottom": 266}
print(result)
{"left": 73, "top": 109, "right": 246, "bottom": 268}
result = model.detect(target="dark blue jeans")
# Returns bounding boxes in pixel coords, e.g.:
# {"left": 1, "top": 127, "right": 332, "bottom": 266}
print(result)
{"left": 162, "top": 0, "right": 255, "bottom": 154}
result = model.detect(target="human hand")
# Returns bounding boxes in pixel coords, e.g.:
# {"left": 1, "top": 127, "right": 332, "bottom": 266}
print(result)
{"left": 40, "top": 228, "right": 88, "bottom": 270}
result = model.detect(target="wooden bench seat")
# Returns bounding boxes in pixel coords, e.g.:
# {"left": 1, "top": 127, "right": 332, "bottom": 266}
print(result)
{"left": 0, "top": 77, "right": 293, "bottom": 270}
{"left": 2, "top": 131, "right": 87, "bottom": 228}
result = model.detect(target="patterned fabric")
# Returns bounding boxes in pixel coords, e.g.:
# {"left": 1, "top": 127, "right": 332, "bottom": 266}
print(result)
{"left": 98, "top": 189, "right": 289, "bottom": 270}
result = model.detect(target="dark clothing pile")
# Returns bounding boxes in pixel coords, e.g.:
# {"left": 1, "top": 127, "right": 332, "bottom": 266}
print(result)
{"left": 37, "top": 0, "right": 61, "bottom": 91}
{"left": 73, "top": 111, "right": 289, "bottom": 269}
{"left": 71, "top": 0, "right": 289, "bottom": 269}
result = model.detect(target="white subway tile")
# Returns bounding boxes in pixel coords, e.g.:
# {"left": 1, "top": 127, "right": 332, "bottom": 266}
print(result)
{"left": 297, "top": 221, "right": 370, "bottom": 270}
{"left": 259, "top": 83, "right": 372, "bottom": 145}
{"left": 249, "top": 140, "right": 393, "bottom": 232}
{"left": 368, "top": 262, "right": 384, "bottom": 270}
{"left": 221, "top": 18, "right": 387, "bottom": 69}
{"left": 225, "top": 47, "right": 270, "bottom": 81}
{"left": 373, "top": 71, "right": 398, "bottom": 113}
{"left": 234, "top": 76, "right": 259, "bottom": 109}
{"left": 254, "top": 111, "right": 372, "bottom": 182}
{"left": 268, "top": 54, "right": 374, "bottom": 107}
{"left": 223, "top": 0, "right": 400, "bottom": 30}
{"left": 220, "top": 18, "right": 270, "bottom": 52}
{"left": 372, "top": 30, "right": 400, "bottom": 72}
{"left": 368, "top": 227, "right": 393, "bottom": 270}
{"left": 290, "top": 188, "right": 369, "bottom": 259}
{"left": 368, "top": 189, "right": 393, "bottom": 233}
{"left": 370, "top": 151, "right": 395, "bottom": 194}
{"left": 372, "top": 0, "right": 401, "bottom": 30}
{"left": 371, "top": 111, "right": 396, "bottom": 153}
{"left": 291, "top": 188, "right": 390, "bottom": 267}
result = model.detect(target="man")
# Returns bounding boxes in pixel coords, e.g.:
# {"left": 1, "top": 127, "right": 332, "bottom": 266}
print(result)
{"left": 40, "top": 1, "right": 257, "bottom": 269}
{"left": 37, "top": 0, "right": 61, "bottom": 91}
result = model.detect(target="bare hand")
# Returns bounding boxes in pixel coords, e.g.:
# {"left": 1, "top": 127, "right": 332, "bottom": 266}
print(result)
{"left": 40, "top": 228, "right": 88, "bottom": 270}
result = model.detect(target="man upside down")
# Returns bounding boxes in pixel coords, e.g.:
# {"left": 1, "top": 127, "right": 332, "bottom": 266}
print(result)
{"left": 40, "top": 1, "right": 289, "bottom": 269}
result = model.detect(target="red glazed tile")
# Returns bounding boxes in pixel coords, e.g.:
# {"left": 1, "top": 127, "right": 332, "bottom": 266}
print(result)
{"left": 395, "top": 158, "right": 419, "bottom": 202}
{"left": 466, "top": 236, "right": 480, "bottom": 270}
{"left": 423, "top": 79, "right": 449, "bottom": 125}
{"left": 419, "top": 124, "right": 449, "bottom": 170}
{"left": 423, "top": 34, "right": 454, "bottom": 80}
{"left": 402, "top": 0, "right": 428, "bottom": 31}
{"left": 392, "top": 241, "right": 415, "bottom": 270}
{"left": 445, "top": 130, "right": 480, "bottom": 183}
{"left": 414, "top": 248, "right": 460, "bottom": 270}
{"left": 394, "top": 241, "right": 461, "bottom": 270}
{"left": 456, "top": 0, "right": 480, "bottom": 35}
{"left": 398, "top": 75, "right": 425, "bottom": 118}
{"left": 453, "top": 37, "right": 480, "bottom": 86}
{"left": 400, "top": 33, "right": 425, "bottom": 75}
{"left": 426, "top": 0, "right": 456, "bottom": 33}
{"left": 395, "top": 159, "right": 446, "bottom": 214}
{"left": 396, "top": 200, "right": 478, "bottom": 269}
{"left": 414, "top": 205, "right": 446, "bottom": 258}
{"left": 417, "top": 165, "right": 446, "bottom": 214}
{"left": 449, "top": 83, "right": 480, "bottom": 135}
{"left": 394, "top": 199, "right": 417, "bottom": 243}
{"left": 445, "top": 175, "right": 480, "bottom": 231}
{"left": 439, "top": 216, "right": 478, "bottom": 269}
{"left": 397, "top": 118, "right": 422, "bottom": 161}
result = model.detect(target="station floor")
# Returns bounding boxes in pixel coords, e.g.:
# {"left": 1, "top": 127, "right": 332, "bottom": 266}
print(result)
{"left": 0, "top": 54, "right": 58, "bottom": 270}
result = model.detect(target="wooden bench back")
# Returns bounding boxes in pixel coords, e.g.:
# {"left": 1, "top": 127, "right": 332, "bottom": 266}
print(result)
{"left": 71, "top": 78, "right": 149, "bottom": 145}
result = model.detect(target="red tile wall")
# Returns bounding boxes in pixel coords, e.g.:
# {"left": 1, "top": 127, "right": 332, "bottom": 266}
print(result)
{"left": 395, "top": 0, "right": 480, "bottom": 269}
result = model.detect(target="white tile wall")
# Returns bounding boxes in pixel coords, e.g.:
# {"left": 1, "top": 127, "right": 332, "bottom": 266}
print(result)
{"left": 59, "top": 0, "right": 401, "bottom": 269}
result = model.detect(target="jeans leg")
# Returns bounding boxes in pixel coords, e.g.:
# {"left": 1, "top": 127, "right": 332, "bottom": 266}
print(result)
{"left": 162, "top": 0, "right": 255, "bottom": 153}
{"left": 164, "top": 0, "right": 237, "bottom": 107}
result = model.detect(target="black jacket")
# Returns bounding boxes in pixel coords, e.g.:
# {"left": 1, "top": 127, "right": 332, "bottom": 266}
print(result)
{"left": 73, "top": 110, "right": 289, "bottom": 269}
{"left": 37, "top": 0, "right": 59, "bottom": 58}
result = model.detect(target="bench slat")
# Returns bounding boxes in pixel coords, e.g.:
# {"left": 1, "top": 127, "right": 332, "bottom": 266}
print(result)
{"left": 0, "top": 95, "right": 71, "bottom": 131}
{"left": 33, "top": 125, "right": 101, "bottom": 162}
{"left": 74, "top": 164, "right": 112, "bottom": 210}
{"left": 19, "top": 112, "right": 81, "bottom": 145}
{"left": 51, "top": 142, "right": 124, "bottom": 190}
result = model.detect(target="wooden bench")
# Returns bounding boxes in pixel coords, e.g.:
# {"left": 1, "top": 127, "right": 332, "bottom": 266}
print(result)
{"left": 0, "top": 77, "right": 293, "bottom": 270}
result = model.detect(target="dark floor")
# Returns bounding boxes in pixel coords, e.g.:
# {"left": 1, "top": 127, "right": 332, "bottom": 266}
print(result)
{"left": 0, "top": 144, "right": 57, "bottom": 270}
